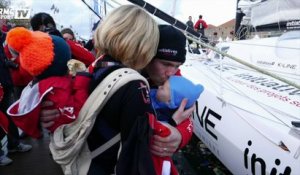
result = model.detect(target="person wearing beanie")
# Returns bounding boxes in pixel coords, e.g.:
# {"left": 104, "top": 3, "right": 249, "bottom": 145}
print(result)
{"left": 155, "top": 25, "right": 187, "bottom": 64}
{"left": 150, "top": 75, "right": 203, "bottom": 175}
{"left": 6, "top": 27, "right": 91, "bottom": 138}
{"left": 141, "top": 25, "right": 197, "bottom": 175}
{"left": 144, "top": 25, "right": 187, "bottom": 86}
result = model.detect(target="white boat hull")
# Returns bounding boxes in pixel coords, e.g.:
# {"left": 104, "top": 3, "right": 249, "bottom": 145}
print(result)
{"left": 181, "top": 57, "right": 300, "bottom": 175}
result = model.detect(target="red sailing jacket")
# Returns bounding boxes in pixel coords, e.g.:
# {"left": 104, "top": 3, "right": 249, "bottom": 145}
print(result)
{"left": 7, "top": 74, "right": 91, "bottom": 138}
{"left": 66, "top": 40, "right": 95, "bottom": 66}
{"left": 4, "top": 45, "right": 33, "bottom": 86}
{"left": 194, "top": 19, "right": 208, "bottom": 30}
{"left": 149, "top": 113, "right": 179, "bottom": 175}
{"left": 8, "top": 57, "right": 33, "bottom": 86}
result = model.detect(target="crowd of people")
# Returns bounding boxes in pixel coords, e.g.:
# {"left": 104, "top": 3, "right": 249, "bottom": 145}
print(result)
{"left": 0, "top": 4, "right": 204, "bottom": 175}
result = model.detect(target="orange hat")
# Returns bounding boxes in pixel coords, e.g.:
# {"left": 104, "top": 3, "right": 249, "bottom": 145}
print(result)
{"left": 6, "top": 27, "right": 71, "bottom": 79}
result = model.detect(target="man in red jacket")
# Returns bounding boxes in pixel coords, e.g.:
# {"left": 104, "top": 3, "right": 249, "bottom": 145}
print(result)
{"left": 194, "top": 15, "right": 208, "bottom": 37}
{"left": 194, "top": 15, "right": 208, "bottom": 48}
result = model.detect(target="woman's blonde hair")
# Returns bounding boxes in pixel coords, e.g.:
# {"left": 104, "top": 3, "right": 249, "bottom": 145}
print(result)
{"left": 94, "top": 5, "right": 159, "bottom": 70}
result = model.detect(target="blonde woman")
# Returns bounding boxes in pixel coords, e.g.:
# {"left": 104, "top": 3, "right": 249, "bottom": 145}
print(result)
{"left": 86, "top": 5, "right": 159, "bottom": 175}
{"left": 42, "top": 5, "right": 194, "bottom": 175}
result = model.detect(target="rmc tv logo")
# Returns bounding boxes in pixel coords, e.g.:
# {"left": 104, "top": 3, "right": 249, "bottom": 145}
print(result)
{"left": 0, "top": 8, "right": 31, "bottom": 19}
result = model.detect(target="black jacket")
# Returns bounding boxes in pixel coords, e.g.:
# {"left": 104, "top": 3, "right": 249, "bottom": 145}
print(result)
{"left": 0, "top": 32, "right": 13, "bottom": 90}
{"left": 87, "top": 55, "right": 155, "bottom": 175}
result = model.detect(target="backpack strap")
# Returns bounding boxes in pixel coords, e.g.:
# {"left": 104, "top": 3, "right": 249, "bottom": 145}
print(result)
{"left": 91, "top": 133, "right": 121, "bottom": 159}
{"left": 49, "top": 68, "right": 149, "bottom": 175}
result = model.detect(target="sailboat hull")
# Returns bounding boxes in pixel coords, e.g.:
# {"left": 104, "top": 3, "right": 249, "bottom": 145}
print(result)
{"left": 181, "top": 53, "right": 300, "bottom": 174}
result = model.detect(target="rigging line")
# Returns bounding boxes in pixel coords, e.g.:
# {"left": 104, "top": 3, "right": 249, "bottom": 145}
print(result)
{"left": 81, "top": 0, "right": 102, "bottom": 19}
{"left": 129, "top": 0, "right": 299, "bottom": 87}
{"left": 193, "top": 58, "right": 297, "bottom": 123}
{"left": 224, "top": 41, "right": 300, "bottom": 50}
{"left": 188, "top": 60, "right": 295, "bottom": 124}
{"left": 206, "top": 50, "right": 300, "bottom": 76}
{"left": 215, "top": 59, "right": 300, "bottom": 83}
{"left": 227, "top": 96, "right": 292, "bottom": 126}
{"left": 184, "top": 61, "right": 221, "bottom": 94}
{"left": 187, "top": 62, "right": 227, "bottom": 97}
{"left": 217, "top": 84, "right": 299, "bottom": 121}
{"left": 109, "top": 0, "right": 122, "bottom": 6}
{"left": 222, "top": 62, "right": 300, "bottom": 81}
{"left": 219, "top": 50, "right": 224, "bottom": 99}
{"left": 229, "top": 102, "right": 290, "bottom": 150}
{"left": 276, "top": 0, "right": 281, "bottom": 32}
{"left": 202, "top": 61, "right": 296, "bottom": 127}
{"left": 105, "top": 1, "right": 118, "bottom": 9}
{"left": 186, "top": 35, "right": 300, "bottom": 90}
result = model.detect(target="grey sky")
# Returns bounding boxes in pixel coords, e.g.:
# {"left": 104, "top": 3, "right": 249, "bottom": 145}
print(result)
{"left": 11, "top": 0, "right": 236, "bottom": 40}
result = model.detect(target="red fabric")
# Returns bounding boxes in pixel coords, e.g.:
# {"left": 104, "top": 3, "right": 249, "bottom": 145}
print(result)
{"left": 148, "top": 113, "right": 179, "bottom": 175}
{"left": 8, "top": 103, "right": 41, "bottom": 138}
{"left": 87, "top": 55, "right": 105, "bottom": 73}
{"left": 4, "top": 45, "right": 33, "bottom": 86}
{"left": 0, "top": 111, "right": 9, "bottom": 133}
{"left": 8, "top": 75, "right": 90, "bottom": 138}
{"left": 174, "top": 69, "right": 181, "bottom": 76}
{"left": 4, "top": 44, "right": 12, "bottom": 59}
{"left": 66, "top": 40, "right": 95, "bottom": 66}
{"left": 194, "top": 19, "right": 208, "bottom": 30}
{"left": 41, "top": 75, "right": 90, "bottom": 133}
{"left": 177, "top": 117, "right": 193, "bottom": 149}
{"left": 1, "top": 24, "right": 8, "bottom": 32}
{"left": 10, "top": 57, "right": 33, "bottom": 86}
{"left": 0, "top": 84, "right": 3, "bottom": 102}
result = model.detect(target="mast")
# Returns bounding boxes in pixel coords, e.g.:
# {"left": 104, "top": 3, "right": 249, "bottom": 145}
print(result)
{"left": 127, "top": 0, "right": 200, "bottom": 38}
{"left": 81, "top": 0, "right": 102, "bottom": 19}
{"left": 170, "top": 0, "right": 177, "bottom": 17}
{"left": 128, "top": 0, "right": 300, "bottom": 89}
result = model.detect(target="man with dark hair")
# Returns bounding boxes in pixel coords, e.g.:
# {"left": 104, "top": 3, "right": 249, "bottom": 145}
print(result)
{"left": 30, "top": 12, "right": 95, "bottom": 66}
{"left": 30, "top": 12, "right": 62, "bottom": 37}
